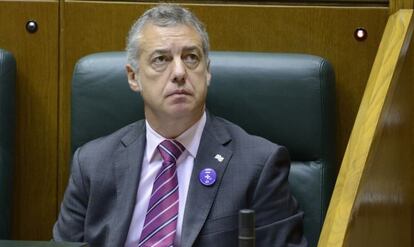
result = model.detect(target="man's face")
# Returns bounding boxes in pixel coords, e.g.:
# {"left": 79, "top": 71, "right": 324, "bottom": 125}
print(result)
{"left": 127, "top": 23, "right": 211, "bottom": 124}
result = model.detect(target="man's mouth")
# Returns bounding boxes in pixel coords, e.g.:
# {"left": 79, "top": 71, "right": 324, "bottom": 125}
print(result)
{"left": 167, "top": 89, "right": 191, "bottom": 97}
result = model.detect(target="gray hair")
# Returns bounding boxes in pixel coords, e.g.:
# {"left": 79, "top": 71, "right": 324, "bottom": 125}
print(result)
{"left": 126, "top": 4, "right": 210, "bottom": 70}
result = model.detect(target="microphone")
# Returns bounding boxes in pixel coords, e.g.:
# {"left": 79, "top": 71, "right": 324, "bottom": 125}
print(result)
{"left": 238, "top": 209, "right": 255, "bottom": 247}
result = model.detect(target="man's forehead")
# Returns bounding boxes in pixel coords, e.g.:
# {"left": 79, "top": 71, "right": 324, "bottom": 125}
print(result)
{"left": 139, "top": 24, "right": 203, "bottom": 54}
{"left": 141, "top": 23, "right": 201, "bottom": 42}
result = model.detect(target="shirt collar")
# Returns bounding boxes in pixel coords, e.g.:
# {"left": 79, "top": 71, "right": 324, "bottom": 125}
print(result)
{"left": 145, "top": 111, "right": 207, "bottom": 162}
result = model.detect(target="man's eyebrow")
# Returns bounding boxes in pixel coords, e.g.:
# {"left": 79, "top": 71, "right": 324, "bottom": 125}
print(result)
{"left": 182, "top": 46, "right": 202, "bottom": 53}
{"left": 149, "top": 49, "right": 170, "bottom": 56}
{"left": 147, "top": 46, "right": 202, "bottom": 57}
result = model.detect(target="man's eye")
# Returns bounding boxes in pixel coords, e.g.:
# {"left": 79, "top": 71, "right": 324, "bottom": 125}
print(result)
{"left": 183, "top": 54, "right": 200, "bottom": 67}
{"left": 152, "top": 56, "right": 168, "bottom": 65}
{"left": 151, "top": 55, "right": 171, "bottom": 71}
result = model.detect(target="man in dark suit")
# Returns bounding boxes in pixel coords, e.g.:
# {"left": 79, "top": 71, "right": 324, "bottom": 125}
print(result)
{"left": 53, "top": 4, "right": 306, "bottom": 247}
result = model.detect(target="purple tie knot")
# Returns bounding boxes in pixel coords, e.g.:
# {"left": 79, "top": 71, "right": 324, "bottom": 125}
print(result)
{"left": 157, "top": 139, "right": 185, "bottom": 165}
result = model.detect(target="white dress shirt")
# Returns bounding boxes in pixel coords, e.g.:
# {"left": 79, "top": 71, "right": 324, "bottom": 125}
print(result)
{"left": 124, "top": 112, "right": 206, "bottom": 247}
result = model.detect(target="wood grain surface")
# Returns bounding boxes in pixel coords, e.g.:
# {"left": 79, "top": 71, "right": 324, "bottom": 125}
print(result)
{"left": 0, "top": 0, "right": 59, "bottom": 240}
{"left": 390, "top": 0, "right": 413, "bottom": 14}
{"left": 318, "top": 9, "right": 413, "bottom": 247}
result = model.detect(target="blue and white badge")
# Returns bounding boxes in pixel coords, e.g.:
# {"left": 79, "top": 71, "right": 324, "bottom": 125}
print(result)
{"left": 199, "top": 168, "right": 217, "bottom": 186}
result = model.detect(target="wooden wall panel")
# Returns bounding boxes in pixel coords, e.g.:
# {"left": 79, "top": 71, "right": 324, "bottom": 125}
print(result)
{"left": 319, "top": 9, "right": 413, "bottom": 247}
{"left": 0, "top": 1, "right": 59, "bottom": 240}
{"left": 59, "top": 2, "right": 389, "bottom": 205}
{"left": 343, "top": 9, "right": 414, "bottom": 246}
{"left": 390, "top": 0, "right": 413, "bottom": 14}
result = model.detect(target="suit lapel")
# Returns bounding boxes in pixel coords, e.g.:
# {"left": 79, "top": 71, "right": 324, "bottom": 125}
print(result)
{"left": 109, "top": 121, "right": 146, "bottom": 246}
{"left": 181, "top": 114, "right": 233, "bottom": 247}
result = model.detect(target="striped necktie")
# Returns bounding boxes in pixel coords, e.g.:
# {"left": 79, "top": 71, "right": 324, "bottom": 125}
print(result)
{"left": 138, "top": 139, "right": 185, "bottom": 247}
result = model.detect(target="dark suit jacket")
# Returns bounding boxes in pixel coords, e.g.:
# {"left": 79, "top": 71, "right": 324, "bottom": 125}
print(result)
{"left": 53, "top": 113, "right": 307, "bottom": 247}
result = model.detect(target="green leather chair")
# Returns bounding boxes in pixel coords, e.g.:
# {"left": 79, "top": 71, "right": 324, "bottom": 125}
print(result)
{"left": 71, "top": 51, "right": 337, "bottom": 247}
{"left": 0, "top": 48, "right": 16, "bottom": 239}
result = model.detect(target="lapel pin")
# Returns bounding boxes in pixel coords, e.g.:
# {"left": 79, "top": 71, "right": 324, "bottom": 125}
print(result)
{"left": 214, "top": 154, "right": 224, "bottom": 163}
{"left": 199, "top": 168, "right": 217, "bottom": 186}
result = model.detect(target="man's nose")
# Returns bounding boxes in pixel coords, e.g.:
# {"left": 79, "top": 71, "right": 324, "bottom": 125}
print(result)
{"left": 171, "top": 58, "right": 186, "bottom": 84}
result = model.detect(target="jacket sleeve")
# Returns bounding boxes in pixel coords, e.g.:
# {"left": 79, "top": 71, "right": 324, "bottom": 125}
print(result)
{"left": 53, "top": 148, "right": 88, "bottom": 242}
{"left": 252, "top": 146, "right": 308, "bottom": 247}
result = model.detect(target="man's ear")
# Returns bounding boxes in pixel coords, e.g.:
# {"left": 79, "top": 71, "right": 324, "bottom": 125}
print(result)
{"left": 126, "top": 64, "right": 141, "bottom": 92}
{"left": 206, "top": 59, "right": 211, "bottom": 86}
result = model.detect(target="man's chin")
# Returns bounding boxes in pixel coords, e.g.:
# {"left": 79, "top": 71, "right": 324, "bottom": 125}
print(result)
{"left": 167, "top": 106, "right": 202, "bottom": 119}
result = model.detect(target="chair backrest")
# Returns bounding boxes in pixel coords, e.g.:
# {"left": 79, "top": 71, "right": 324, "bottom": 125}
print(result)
{"left": 0, "top": 48, "right": 16, "bottom": 239}
{"left": 71, "top": 51, "right": 337, "bottom": 247}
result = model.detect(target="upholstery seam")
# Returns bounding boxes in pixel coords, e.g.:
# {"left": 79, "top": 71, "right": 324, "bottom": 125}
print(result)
{"left": 318, "top": 58, "right": 327, "bottom": 226}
